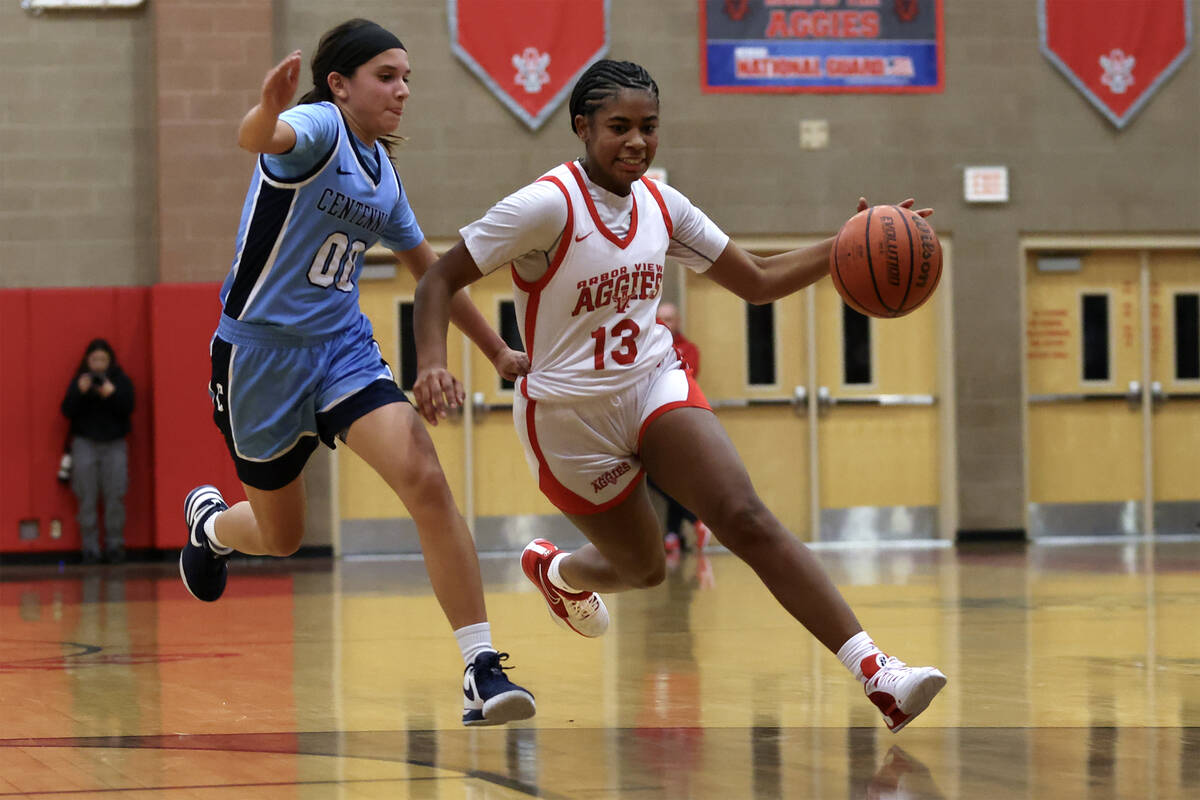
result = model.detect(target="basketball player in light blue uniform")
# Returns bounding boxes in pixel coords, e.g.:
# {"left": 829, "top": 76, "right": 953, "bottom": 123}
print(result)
{"left": 180, "top": 19, "right": 536, "bottom": 727}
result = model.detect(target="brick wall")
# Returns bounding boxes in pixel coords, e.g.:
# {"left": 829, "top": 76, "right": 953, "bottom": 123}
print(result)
{"left": 153, "top": 0, "right": 272, "bottom": 282}
{"left": 0, "top": 4, "right": 155, "bottom": 287}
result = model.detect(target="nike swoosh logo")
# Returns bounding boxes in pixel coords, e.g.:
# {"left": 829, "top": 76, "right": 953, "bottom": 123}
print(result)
{"left": 463, "top": 672, "right": 475, "bottom": 701}
{"left": 541, "top": 578, "right": 564, "bottom": 605}
{"left": 337, "top": 167, "right": 353, "bottom": 175}
{"left": 574, "top": 231, "right": 593, "bottom": 242}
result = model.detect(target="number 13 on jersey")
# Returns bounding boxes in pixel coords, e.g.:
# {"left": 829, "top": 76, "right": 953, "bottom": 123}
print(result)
{"left": 591, "top": 319, "right": 640, "bottom": 369}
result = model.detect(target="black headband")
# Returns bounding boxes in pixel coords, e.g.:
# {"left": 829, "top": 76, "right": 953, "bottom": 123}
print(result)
{"left": 318, "top": 22, "right": 405, "bottom": 87}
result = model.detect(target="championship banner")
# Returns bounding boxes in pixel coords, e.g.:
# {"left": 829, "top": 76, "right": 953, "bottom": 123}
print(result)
{"left": 1039, "top": 0, "right": 1192, "bottom": 129}
{"left": 449, "top": 0, "right": 610, "bottom": 130}
{"left": 700, "top": 0, "right": 943, "bottom": 93}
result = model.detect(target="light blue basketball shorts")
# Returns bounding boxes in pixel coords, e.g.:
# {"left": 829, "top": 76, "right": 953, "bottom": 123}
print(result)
{"left": 208, "top": 311, "right": 407, "bottom": 489}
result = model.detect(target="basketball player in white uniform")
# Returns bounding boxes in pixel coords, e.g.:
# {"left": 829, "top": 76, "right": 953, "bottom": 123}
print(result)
{"left": 414, "top": 60, "right": 946, "bottom": 733}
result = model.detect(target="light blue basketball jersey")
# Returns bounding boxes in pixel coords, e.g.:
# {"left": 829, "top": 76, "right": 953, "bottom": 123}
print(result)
{"left": 219, "top": 101, "right": 424, "bottom": 336}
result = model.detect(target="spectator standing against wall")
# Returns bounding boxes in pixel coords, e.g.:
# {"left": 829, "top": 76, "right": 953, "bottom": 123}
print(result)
{"left": 61, "top": 338, "right": 135, "bottom": 564}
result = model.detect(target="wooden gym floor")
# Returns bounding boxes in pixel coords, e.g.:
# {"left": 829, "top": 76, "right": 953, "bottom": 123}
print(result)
{"left": 2, "top": 538, "right": 1198, "bottom": 798}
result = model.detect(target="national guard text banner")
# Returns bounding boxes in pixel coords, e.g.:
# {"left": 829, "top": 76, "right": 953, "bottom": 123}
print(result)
{"left": 701, "top": 0, "right": 944, "bottom": 93}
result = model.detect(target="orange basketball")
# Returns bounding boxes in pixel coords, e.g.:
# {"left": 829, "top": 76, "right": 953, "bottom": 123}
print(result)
{"left": 830, "top": 205, "right": 942, "bottom": 318}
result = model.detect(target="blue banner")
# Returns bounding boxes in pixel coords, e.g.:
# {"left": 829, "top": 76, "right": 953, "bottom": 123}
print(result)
{"left": 701, "top": 0, "right": 944, "bottom": 93}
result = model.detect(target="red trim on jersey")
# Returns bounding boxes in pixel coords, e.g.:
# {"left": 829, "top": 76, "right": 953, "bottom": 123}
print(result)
{"left": 511, "top": 174, "right": 574, "bottom": 360}
{"left": 635, "top": 366, "right": 712, "bottom": 449}
{"left": 566, "top": 161, "right": 638, "bottom": 249}
{"left": 640, "top": 176, "right": 674, "bottom": 238}
{"left": 525, "top": 397, "right": 647, "bottom": 516}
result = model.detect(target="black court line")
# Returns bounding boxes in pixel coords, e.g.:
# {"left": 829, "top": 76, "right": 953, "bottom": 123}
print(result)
{"left": 0, "top": 776, "right": 441, "bottom": 797}
{"left": 0, "top": 731, "right": 577, "bottom": 800}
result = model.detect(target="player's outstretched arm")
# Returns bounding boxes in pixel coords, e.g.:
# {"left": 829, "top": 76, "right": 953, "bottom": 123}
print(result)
{"left": 705, "top": 237, "right": 836, "bottom": 306}
{"left": 704, "top": 198, "right": 931, "bottom": 305}
{"left": 237, "top": 50, "right": 302, "bottom": 154}
{"left": 413, "top": 241, "right": 485, "bottom": 425}
{"left": 398, "top": 241, "right": 529, "bottom": 383}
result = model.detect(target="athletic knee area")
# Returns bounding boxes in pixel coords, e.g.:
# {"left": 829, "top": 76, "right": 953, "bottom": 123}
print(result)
{"left": 258, "top": 522, "right": 304, "bottom": 556}
{"left": 707, "top": 499, "right": 779, "bottom": 550}
{"left": 393, "top": 456, "right": 455, "bottom": 507}
{"left": 619, "top": 560, "right": 667, "bottom": 589}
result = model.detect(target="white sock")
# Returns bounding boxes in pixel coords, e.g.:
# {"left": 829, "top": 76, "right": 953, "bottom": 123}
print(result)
{"left": 837, "top": 631, "right": 884, "bottom": 682}
{"left": 203, "top": 512, "right": 233, "bottom": 555}
{"left": 455, "top": 622, "right": 494, "bottom": 666}
{"left": 546, "top": 552, "right": 584, "bottom": 594}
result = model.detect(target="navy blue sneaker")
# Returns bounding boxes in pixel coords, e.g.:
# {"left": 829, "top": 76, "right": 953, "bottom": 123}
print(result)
{"left": 462, "top": 651, "right": 536, "bottom": 726}
{"left": 179, "top": 485, "right": 231, "bottom": 602}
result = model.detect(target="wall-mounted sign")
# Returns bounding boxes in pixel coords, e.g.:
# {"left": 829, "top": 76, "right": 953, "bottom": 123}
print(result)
{"left": 450, "top": 0, "right": 610, "bottom": 130}
{"left": 964, "top": 166, "right": 1009, "bottom": 203}
{"left": 1039, "top": 0, "right": 1193, "bottom": 129}
{"left": 700, "top": 0, "right": 943, "bottom": 93}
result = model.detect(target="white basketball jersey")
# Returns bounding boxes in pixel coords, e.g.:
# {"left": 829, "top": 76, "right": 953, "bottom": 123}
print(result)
{"left": 515, "top": 161, "right": 676, "bottom": 402}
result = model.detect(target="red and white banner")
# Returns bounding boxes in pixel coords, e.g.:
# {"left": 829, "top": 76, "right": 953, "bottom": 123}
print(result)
{"left": 1039, "top": 0, "right": 1192, "bottom": 128}
{"left": 449, "top": 0, "right": 610, "bottom": 130}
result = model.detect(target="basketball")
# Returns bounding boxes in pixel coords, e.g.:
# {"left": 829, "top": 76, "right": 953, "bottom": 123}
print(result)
{"left": 830, "top": 205, "right": 942, "bottom": 318}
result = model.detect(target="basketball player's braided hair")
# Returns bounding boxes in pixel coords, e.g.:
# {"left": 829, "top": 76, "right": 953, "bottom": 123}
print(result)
{"left": 568, "top": 60, "right": 659, "bottom": 134}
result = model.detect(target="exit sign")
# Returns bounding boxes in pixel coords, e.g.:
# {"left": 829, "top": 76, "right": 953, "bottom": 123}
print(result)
{"left": 964, "top": 166, "right": 1009, "bottom": 203}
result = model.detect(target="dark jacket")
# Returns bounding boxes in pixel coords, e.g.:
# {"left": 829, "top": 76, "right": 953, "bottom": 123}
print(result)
{"left": 62, "top": 367, "right": 135, "bottom": 442}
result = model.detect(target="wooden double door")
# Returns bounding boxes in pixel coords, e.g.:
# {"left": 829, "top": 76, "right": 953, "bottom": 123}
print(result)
{"left": 1025, "top": 245, "right": 1200, "bottom": 537}
{"left": 681, "top": 241, "right": 954, "bottom": 542}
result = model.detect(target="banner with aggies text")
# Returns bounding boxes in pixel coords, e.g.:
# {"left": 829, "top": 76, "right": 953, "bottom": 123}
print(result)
{"left": 1039, "top": 0, "right": 1192, "bottom": 129}
{"left": 701, "top": 0, "right": 944, "bottom": 93}
{"left": 449, "top": 0, "right": 610, "bottom": 130}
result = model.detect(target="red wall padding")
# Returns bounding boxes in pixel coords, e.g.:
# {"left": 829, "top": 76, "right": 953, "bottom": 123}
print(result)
{"left": 0, "top": 288, "right": 154, "bottom": 554}
{"left": 149, "top": 283, "right": 243, "bottom": 549}
{"left": 0, "top": 284, "right": 243, "bottom": 554}
{"left": 0, "top": 292, "right": 35, "bottom": 550}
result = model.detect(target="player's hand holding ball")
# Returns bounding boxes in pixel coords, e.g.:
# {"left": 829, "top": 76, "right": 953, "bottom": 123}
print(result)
{"left": 831, "top": 198, "right": 941, "bottom": 318}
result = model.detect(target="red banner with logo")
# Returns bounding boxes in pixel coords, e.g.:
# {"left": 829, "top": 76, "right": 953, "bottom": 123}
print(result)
{"left": 450, "top": 0, "right": 610, "bottom": 130}
{"left": 1039, "top": 0, "right": 1192, "bottom": 128}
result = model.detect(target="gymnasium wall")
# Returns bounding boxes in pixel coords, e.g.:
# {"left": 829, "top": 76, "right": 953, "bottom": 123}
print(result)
{"left": 0, "top": 4, "right": 157, "bottom": 288}
{"left": 0, "top": 285, "right": 245, "bottom": 556}
{"left": 1, "top": 0, "right": 1197, "bottom": 535}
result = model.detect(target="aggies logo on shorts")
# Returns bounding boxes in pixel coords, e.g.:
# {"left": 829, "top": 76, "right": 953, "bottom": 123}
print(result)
{"left": 592, "top": 462, "right": 631, "bottom": 494}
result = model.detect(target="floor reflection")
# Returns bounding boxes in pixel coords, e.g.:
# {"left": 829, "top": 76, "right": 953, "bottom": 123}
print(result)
{"left": 11, "top": 727, "right": 1195, "bottom": 798}
{"left": 1, "top": 540, "right": 1199, "bottom": 798}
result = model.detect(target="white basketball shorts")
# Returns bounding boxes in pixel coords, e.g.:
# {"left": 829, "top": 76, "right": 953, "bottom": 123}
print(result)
{"left": 513, "top": 354, "right": 710, "bottom": 515}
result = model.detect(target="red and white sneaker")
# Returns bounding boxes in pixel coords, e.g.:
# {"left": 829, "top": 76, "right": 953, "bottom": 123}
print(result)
{"left": 521, "top": 539, "right": 610, "bottom": 638}
{"left": 693, "top": 520, "right": 712, "bottom": 551}
{"left": 862, "top": 654, "right": 947, "bottom": 733}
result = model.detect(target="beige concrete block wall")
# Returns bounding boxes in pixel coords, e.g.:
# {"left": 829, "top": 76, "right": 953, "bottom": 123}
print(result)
{"left": 0, "top": 4, "right": 156, "bottom": 287}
